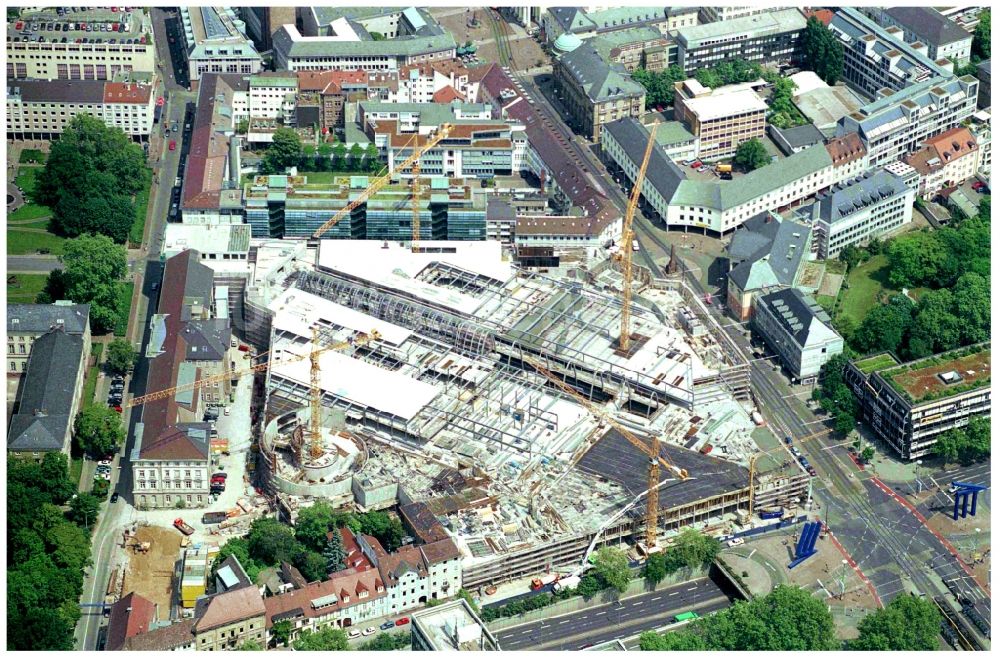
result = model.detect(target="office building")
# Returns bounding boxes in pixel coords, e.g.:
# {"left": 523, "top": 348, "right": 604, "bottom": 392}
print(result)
{"left": 273, "top": 8, "right": 455, "bottom": 72}
{"left": 878, "top": 7, "right": 973, "bottom": 65}
{"left": 553, "top": 43, "right": 646, "bottom": 142}
{"left": 673, "top": 79, "right": 767, "bottom": 160}
{"left": 830, "top": 8, "right": 954, "bottom": 101}
{"left": 699, "top": 7, "right": 773, "bottom": 23}
{"left": 6, "top": 79, "right": 156, "bottom": 141}
{"left": 751, "top": 288, "right": 844, "bottom": 384}
{"left": 676, "top": 9, "right": 806, "bottom": 74}
{"left": 238, "top": 6, "right": 296, "bottom": 53}
{"left": 243, "top": 174, "right": 487, "bottom": 240}
{"left": 845, "top": 344, "right": 991, "bottom": 460}
{"left": 543, "top": 7, "right": 694, "bottom": 43}
{"left": 179, "top": 7, "right": 262, "bottom": 82}
{"left": 904, "top": 126, "right": 980, "bottom": 199}
{"left": 7, "top": 7, "right": 155, "bottom": 79}
{"left": 797, "top": 169, "right": 914, "bottom": 258}
{"left": 837, "top": 74, "right": 979, "bottom": 168}
{"left": 7, "top": 328, "right": 87, "bottom": 460}
{"left": 7, "top": 302, "right": 90, "bottom": 374}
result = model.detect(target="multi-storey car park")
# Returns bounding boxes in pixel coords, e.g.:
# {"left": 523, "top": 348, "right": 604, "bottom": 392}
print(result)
{"left": 6, "top": 7, "right": 155, "bottom": 80}
{"left": 844, "top": 343, "right": 991, "bottom": 460}
{"left": 233, "top": 239, "right": 808, "bottom": 588}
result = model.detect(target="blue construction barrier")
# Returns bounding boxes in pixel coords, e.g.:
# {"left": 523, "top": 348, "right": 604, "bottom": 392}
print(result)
{"left": 724, "top": 515, "right": 808, "bottom": 542}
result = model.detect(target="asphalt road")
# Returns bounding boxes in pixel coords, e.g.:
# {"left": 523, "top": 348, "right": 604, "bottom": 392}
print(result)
{"left": 7, "top": 254, "right": 62, "bottom": 273}
{"left": 494, "top": 577, "right": 729, "bottom": 651}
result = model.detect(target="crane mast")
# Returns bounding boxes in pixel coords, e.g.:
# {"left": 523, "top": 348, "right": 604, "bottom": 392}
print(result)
{"left": 311, "top": 124, "right": 453, "bottom": 239}
{"left": 411, "top": 160, "right": 422, "bottom": 252}
{"left": 309, "top": 328, "right": 324, "bottom": 459}
{"left": 617, "top": 120, "right": 659, "bottom": 353}
{"left": 524, "top": 356, "right": 688, "bottom": 550}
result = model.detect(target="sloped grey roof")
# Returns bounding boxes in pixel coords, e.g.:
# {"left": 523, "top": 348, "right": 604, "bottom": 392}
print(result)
{"left": 884, "top": 7, "right": 971, "bottom": 47}
{"left": 7, "top": 328, "right": 84, "bottom": 452}
{"left": 182, "top": 318, "right": 230, "bottom": 362}
{"left": 756, "top": 288, "right": 837, "bottom": 348}
{"left": 558, "top": 44, "right": 645, "bottom": 103}
{"left": 770, "top": 123, "right": 826, "bottom": 152}
{"left": 809, "top": 169, "right": 910, "bottom": 224}
{"left": 7, "top": 303, "right": 90, "bottom": 335}
{"left": 603, "top": 118, "right": 687, "bottom": 204}
{"left": 728, "top": 214, "right": 811, "bottom": 291}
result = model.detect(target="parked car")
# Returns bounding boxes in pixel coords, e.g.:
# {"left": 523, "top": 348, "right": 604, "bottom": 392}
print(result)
{"left": 727, "top": 537, "right": 745, "bottom": 547}
{"left": 689, "top": 161, "right": 703, "bottom": 169}
{"left": 99, "top": 459, "right": 112, "bottom": 466}
{"left": 224, "top": 406, "right": 230, "bottom": 416}
{"left": 697, "top": 165, "right": 709, "bottom": 173}
{"left": 363, "top": 627, "right": 376, "bottom": 636}
{"left": 213, "top": 472, "right": 228, "bottom": 480}
{"left": 379, "top": 621, "right": 395, "bottom": 631}
{"left": 348, "top": 629, "right": 361, "bottom": 639}
{"left": 169, "top": 139, "right": 176, "bottom": 151}
{"left": 395, "top": 617, "right": 410, "bottom": 626}
{"left": 110, "top": 492, "right": 120, "bottom": 503}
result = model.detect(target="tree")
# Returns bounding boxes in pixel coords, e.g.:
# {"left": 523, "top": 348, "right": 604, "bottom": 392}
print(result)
{"left": 838, "top": 244, "right": 864, "bottom": 271}
{"left": 55, "top": 234, "right": 129, "bottom": 334}
{"left": 767, "top": 77, "right": 803, "bottom": 128}
{"left": 295, "top": 500, "right": 339, "bottom": 551}
{"left": 292, "top": 626, "right": 350, "bottom": 651}
{"left": 850, "top": 594, "right": 941, "bottom": 650}
{"left": 213, "top": 537, "right": 262, "bottom": 582}
{"left": 370, "top": 31, "right": 386, "bottom": 41}
{"left": 295, "top": 549, "right": 329, "bottom": 582}
{"left": 641, "top": 552, "right": 669, "bottom": 586}
{"left": 236, "top": 640, "right": 263, "bottom": 650}
{"left": 458, "top": 588, "right": 480, "bottom": 615}
{"left": 907, "top": 290, "right": 960, "bottom": 358}
{"left": 272, "top": 620, "right": 293, "bottom": 647}
{"left": 359, "top": 632, "right": 410, "bottom": 650}
{"left": 801, "top": 16, "right": 844, "bottom": 85}
{"left": 69, "top": 493, "right": 102, "bottom": 529}
{"left": 358, "top": 510, "right": 404, "bottom": 551}
{"left": 591, "top": 546, "right": 631, "bottom": 594}
{"left": 262, "top": 128, "right": 303, "bottom": 174}
{"left": 665, "top": 529, "right": 721, "bottom": 570}
{"left": 885, "top": 231, "right": 948, "bottom": 288}
{"left": 247, "top": 518, "right": 302, "bottom": 566}
{"left": 348, "top": 144, "right": 365, "bottom": 171}
{"left": 952, "top": 273, "right": 990, "bottom": 345}
{"left": 852, "top": 295, "right": 913, "bottom": 355}
{"left": 74, "top": 405, "right": 125, "bottom": 457}
{"left": 34, "top": 115, "right": 148, "bottom": 243}
{"left": 639, "top": 629, "right": 708, "bottom": 650}
{"left": 814, "top": 354, "right": 859, "bottom": 437}
{"left": 332, "top": 143, "right": 348, "bottom": 171}
{"left": 106, "top": 338, "right": 138, "bottom": 375}
{"left": 934, "top": 429, "right": 962, "bottom": 464}
{"left": 733, "top": 139, "right": 770, "bottom": 172}
{"left": 324, "top": 530, "right": 348, "bottom": 574}
{"left": 236, "top": 119, "right": 250, "bottom": 135}
{"left": 365, "top": 143, "right": 382, "bottom": 174}
{"left": 860, "top": 447, "right": 875, "bottom": 464}
{"left": 972, "top": 10, "right": 990, "bottom": 61}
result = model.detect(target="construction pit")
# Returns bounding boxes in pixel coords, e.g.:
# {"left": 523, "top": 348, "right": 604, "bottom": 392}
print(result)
{"left": 243, "top": 240, "right": 811, "bottom": 587}
{"left": 119, "top": 524, "right": 184, "bottom": 619}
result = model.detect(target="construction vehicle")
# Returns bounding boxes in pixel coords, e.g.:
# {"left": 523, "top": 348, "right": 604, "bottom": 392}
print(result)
{"left": 173, "top": 518, "right": 194, "bottom": 536}
{"left": 614, "top": 119, "right": 659, "bottom": 354}
{"left": 201, "top": 512, "right": 228, "bottom": 525}
{"left": 522, "top": 356, "right": 688, "bottom": 553}
{"left": 123, "top": 329, "right": 380, "bottom": 409}
{"left": 716, "top": 163, "right": 732, "bottom": 174}
{"left": 311, "top": 124, "right": 453, "bottom": 239}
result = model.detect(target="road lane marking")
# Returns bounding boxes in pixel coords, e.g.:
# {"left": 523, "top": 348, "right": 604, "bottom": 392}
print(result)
{"left": 668, "top": 592, "right": 678, "bottom": 596}
{"left": 651, "top": 596, "right": 662, "bottom": 601}
{"left": 687, "top": 586, "right": 697, "bottom": 591}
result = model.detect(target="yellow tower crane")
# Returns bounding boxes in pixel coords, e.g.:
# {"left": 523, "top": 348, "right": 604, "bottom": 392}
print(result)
{"left": 524, "top": 356, "right": 688, "bottom": 550}
{"left": 616, "top": 120, "right": 659, "bottom": 353}
{"left": 411, "top": 159, "right": 423, "bottom": 252}
{"left": 309, "top": 328, "right": 324, "bottom": 459}
{"left": 123, "top": 330, "right": 381, "bottom": 409}
{"left": 311, "top": 124, "right": 454, "bottom": 239}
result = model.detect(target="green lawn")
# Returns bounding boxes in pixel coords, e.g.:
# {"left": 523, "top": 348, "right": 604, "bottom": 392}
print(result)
{"left": 19, "top": 149, "right": 45, "bottom": 165}
{"left": 8, "top": 218, "right": 53, "bottom": 230}
{"left": 836, "top": 255, "right": 895, "bottom": 325}
{"left": 815, "top": 294, "right": 837, "bottom": 314}
{"left": 6, "top": 228, "right": 66, "bottom": 255}
{"left": 823, "top": 259, "right": 847, "bottom": 276}
{"left": 294, "top": 169, "right": 378, "bottom": 183}
{"left": 114, "top": 283, "right": 134, "bottom": 337}
{"left": 8, "top": 203, "right": 51, "bottom": 223}
{"left": 854, "top": 353, "right": 899, "bottom": 374}
{"left": 15, "top": 166, "right": 41, "bottom": 197}
{"left": 82, "top": 343, "right": 104, "bottom": 405}
{"left": 6, "top": 273, "right": 49, "bottom": 303}
{"left": 69, "top": 457, "right": 84, "bottom": 490}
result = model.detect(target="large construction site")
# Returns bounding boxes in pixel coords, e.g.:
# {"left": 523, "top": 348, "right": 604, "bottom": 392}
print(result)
{"left": 241, "top": 238, "right": 810, "bottom": 589}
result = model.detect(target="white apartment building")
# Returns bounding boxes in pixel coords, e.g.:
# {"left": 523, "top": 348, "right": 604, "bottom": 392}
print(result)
{"left": 699, "top": 7, "right": 773, "bottom": 23}
{"left": 6, "top": 79, "right": 157, "bottom": 140}
{"left": 248, "top": 72, "right": 297, "bottom": 124}
{"left": 132, "top": 426, "right": 212, "bottom": 509}
{"left": 797, "top": 169, "right": 915, "bottom": 258}
{"left": 7, "top": 7, "right": 155, "bottom": 79}
{"left": 904, "top": 126, "right": 981, "bottom": 199}
{"left": 6, "top": 303, "right": 90, "bottom": 375}
{"left": 272, "top": 24, "right": 455, "bottom": 72}
{"left": 878, "top": 7, "right": 973, "bottom": 65}
{"left": 969, "top": 110, "right": 990, "bottom": 177}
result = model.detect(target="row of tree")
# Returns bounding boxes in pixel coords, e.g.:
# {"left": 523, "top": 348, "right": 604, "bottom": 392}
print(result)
{"left": 259, "top": 128, "right": 383, "bottom": 176}
{"left": 213, "top": 501, "right": 407, "bottom": 585}
{"left": 35, "top": 115, "right": 151, "bottom": 244}
{"left": 934, "top": 416, "right": 990, "bottom": 465}
{"left": 641, "top": 529, "right": 720, "bottom": 585}
{"left": 8, "top": 455, "right": 94, "bottom": 650}
{"left": 639, "top": 587, "right": 941, "bottom": 651}
{"left": 632, "top": 59, "right": 764, "bottom": 108}
{"left": 39, "top": 234, "right": 131, "bottom": 335}
{"left": 800, "top": 16, "right": 845, "bottom": 85}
